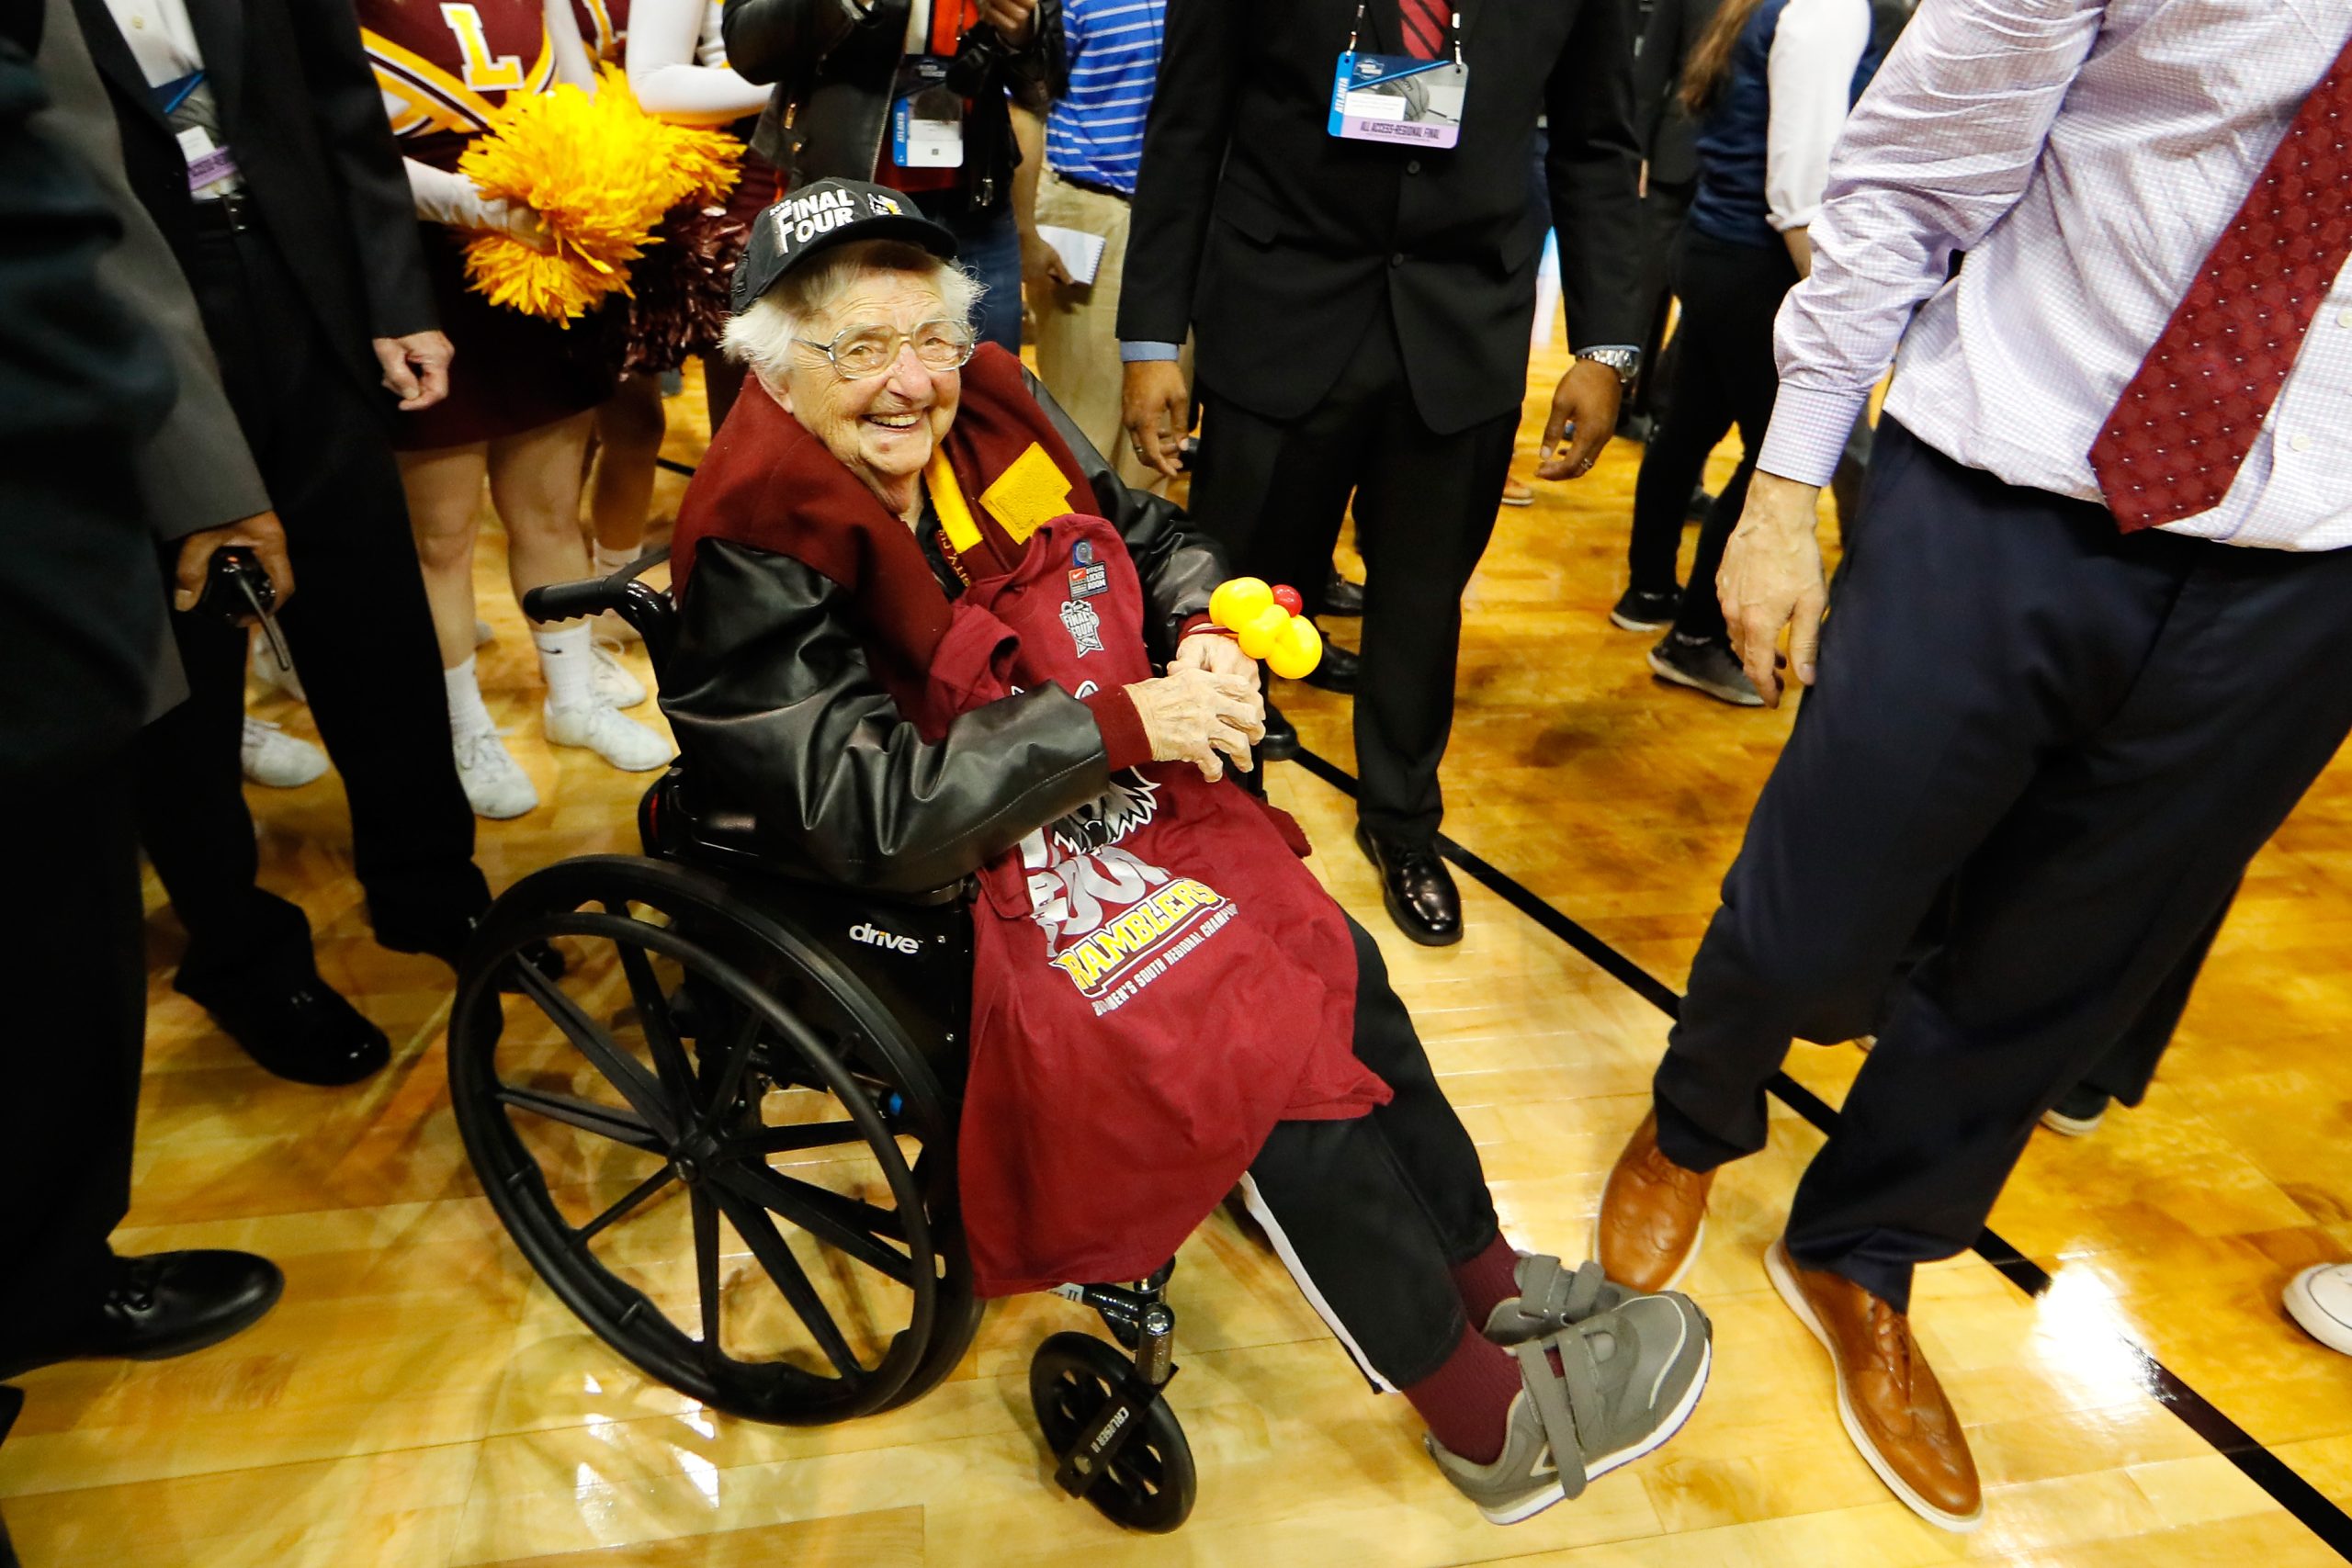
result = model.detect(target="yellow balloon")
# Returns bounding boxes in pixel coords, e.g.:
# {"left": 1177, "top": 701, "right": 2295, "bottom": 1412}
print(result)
{"left": 1266, "top": 615, "right": 1324, "bottom": 680}
{"left": 1209, "top": 577, "right": 1273, "bottom": 632}
{"left": 1236, "top": 604, "right": 1290, "bottom": 660}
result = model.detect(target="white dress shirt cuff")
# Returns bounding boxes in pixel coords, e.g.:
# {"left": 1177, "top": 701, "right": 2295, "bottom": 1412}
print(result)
{"left": 1758, "top": 382, "right": 1871, "bottom": 489}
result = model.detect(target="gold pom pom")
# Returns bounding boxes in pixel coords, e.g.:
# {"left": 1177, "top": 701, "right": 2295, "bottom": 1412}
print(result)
{"left": 456, "top": 67, "right": 744, "bottom": 323}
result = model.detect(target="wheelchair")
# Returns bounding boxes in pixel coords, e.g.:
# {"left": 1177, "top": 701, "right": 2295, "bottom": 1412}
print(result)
{"left": 447, "top": 567, "right": 1197, "bottom": 1532}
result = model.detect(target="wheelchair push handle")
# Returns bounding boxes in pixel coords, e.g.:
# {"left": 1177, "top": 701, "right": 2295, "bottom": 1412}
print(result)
{"left": 521, "top": 579, "right": 617, "bottom": 624}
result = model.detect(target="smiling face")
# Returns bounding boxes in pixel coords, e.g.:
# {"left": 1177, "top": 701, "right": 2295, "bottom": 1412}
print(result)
{"left": 776, "top": 271, "right": 963, "bottom": 515}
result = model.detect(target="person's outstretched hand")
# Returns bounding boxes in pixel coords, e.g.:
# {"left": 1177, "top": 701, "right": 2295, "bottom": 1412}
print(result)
{"left": 1125, "top": 664, "right": 1264, "bottom": 782}
{"left": 1719, "top": 470, "right": 1828, "bottom": 707}
{"left": 1122, "top": 359, "right": 1191, "bottom": 479}
{"left": 1534, "top": 357, "right": 1622, "bottom": 480}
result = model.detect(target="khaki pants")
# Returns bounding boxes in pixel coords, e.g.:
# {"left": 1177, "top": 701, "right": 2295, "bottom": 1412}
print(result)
{"left": 1031, "top": 167, "right": 1193, "bottom": 491}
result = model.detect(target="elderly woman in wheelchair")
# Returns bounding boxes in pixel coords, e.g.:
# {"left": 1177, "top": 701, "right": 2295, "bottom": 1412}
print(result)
{"left": 450, "top": 180, "right": 1709, "bottom": 1532}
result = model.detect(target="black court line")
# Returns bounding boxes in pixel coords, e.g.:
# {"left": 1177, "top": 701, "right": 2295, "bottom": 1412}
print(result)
{"left": 656, "top": 456, "right": 700, "bottom": 479}
{"left": 1291, "top": 742, "right": 2352, "bottom": 1556}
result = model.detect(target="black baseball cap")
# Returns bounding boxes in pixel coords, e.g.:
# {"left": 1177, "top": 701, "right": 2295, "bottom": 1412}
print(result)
{"left": 730, "top": 178, "right": 960, "bottom": 313}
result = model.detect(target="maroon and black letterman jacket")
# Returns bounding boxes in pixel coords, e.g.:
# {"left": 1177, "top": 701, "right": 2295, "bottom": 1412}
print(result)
{"left": 661, "top": 344, "right": 1225, "bottom": 896}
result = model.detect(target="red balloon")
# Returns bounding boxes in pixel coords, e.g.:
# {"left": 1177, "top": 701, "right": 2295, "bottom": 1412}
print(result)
{"left": 1271, "top": 584, "right": 1305, "bottom": 616}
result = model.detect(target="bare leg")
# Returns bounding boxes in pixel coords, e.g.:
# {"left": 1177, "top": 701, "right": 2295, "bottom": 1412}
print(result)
{"left": 487, "top": 411, "right": 597, "bottom": 611}
{"left": 589, "top": 375, "right": 663, "bottom": 557}
{"left": 399, "top": 441, "right": 492, "bottom": 671}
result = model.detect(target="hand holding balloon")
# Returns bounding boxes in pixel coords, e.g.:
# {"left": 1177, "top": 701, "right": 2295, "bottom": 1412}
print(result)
{"left": 1207, "top": 577, "right": 1322, "bottom": 680}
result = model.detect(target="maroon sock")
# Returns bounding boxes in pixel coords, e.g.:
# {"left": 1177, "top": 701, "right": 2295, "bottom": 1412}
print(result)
{"left": 1401, "top": 1324, "right": 1522, "bottom": 1465}
{"left": 1451, "top": 1233, "right": 1521, "bottom": 1328}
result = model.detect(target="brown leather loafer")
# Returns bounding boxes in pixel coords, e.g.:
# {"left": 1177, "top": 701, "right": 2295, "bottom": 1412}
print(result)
{"left": 1766, "top": 1240, "right": 1984, "bottom": 1532}
{"left": 1594, "top": 1111, "right": 1713, "bottom": 1292}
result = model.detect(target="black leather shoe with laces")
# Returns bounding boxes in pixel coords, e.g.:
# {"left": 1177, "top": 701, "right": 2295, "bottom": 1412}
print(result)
{"left": 0, "top": 1251, "right": 283, "bottom": 1380}
{"left": 1355, "top": 823, "right": 1464, "bottom": 946}
{"left": 200, "top": 981, "right": 390, "bottom": 1085}
{"left": 1321, "top": 570, "right": 1365, "bottom": 617}
{"left": 1303, "top": 637, "right": 1360, "bottom": 694}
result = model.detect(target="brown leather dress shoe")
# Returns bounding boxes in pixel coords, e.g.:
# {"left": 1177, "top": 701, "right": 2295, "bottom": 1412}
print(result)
{"left": 1766, "top": 1240, "right": 1984, "bottom": 1532}
{"left": 1595, "top": 1111, "right": 1713, "bottom": 1292}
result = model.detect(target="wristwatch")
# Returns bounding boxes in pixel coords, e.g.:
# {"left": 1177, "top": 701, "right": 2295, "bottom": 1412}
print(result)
{"left": 1574, "top": 345, "right": 1641, "bottom": 387}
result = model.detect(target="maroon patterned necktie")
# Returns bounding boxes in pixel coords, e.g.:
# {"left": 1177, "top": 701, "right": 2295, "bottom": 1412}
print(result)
{"left": 1398, "top": 0, "right": 1449, "bottom": 59}
{"left": 2087, "top": 36, "right": 2352, "bottom": 533}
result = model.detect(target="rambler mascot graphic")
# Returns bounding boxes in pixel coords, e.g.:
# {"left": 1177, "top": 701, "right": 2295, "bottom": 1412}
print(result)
{"left": 1021, "top": 771, "right": 1238, "bottom": 1014}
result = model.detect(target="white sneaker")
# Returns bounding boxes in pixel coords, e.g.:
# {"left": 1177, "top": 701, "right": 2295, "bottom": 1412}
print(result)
{"left": 241, "top": 716, "right": 328, "bottom": 787}
{"left": 250, "top": 634, "right": 306, "bottom": 703}
{"left": 591, "top": 641, "right": 647, "bottom": 708}
{"left": 544, "top": 700, "right": 672, "bottom": 772}
{"left": 2287, "top": 1263, "right": 2352, "bottom": 1355}
{"left": 453, "top": 727, "right": 539, "bottom": 818}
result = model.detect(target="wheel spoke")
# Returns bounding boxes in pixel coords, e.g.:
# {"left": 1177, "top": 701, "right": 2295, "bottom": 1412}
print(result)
{"left": 608, "top": 930, "right": 696, "bottom": 1106}
{"left": 497, "top": 1085, "right": 663, "bottom": 1151}
{"left": 711, "top": 1160, "right": 913, "bottom": 1285}
{"left": 513, "top": 963, "right": 677, "bottom": 1140}
{"left": 710, "top": 1187, "right": 866, "bottom": 1379}
{"left": 722, "top": 1121, "right": 871, "bottom": 1156}
{"left": 571, "top": 1166, "right": 675, "bottom": 1249}
{"left": 701, "top": 999, "right": 763, "bottom": 1111}
{"left": 693, "top": 1190, "right": 724, "bottom": 1369}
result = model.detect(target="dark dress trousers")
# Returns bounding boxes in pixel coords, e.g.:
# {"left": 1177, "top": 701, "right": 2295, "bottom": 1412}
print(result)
{"left": 1120, "top": 0, "right": 1644, "bottom": 841}
{"left": 74, "top": 0, "right": 492, "bottom": 1004}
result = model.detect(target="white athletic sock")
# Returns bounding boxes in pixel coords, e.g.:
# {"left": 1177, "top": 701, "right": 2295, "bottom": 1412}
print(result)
{"left": 593, "top": 542, "right": 639, "bottom": 577}
{"left": 445, "top": 657, "right": 495, "bottom": 739}
{"left": 535, "top": 621, "right": 596, "bottom": 713}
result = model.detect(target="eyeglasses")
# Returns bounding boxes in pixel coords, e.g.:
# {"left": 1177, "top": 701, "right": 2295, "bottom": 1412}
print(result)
{"left": 794, "top": 319, "right": 977, "bottom": 378}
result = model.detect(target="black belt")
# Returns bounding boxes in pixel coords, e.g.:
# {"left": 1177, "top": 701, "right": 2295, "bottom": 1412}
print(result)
{"left": 191, "top": 190, "right": 260, "bottom": 234}
{"left": 1051, "top": 169, "right": 1131, "bottom": 202}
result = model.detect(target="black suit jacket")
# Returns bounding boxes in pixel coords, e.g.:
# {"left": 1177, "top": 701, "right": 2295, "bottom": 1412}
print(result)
{"left": 1634, "top": 0, "right": 1715, "bottom": 189}
{"left": 1119, "top": 0, "right": 1644, "bottom": 434}
{"left": 70, "top": 0, "right": 433, "bottom": 400}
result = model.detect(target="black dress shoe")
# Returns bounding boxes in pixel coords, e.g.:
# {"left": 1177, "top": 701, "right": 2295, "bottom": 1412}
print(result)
{"left": 1259, "top": 699, "right": 1301, "bottom": 763}
{"left": 1321, "top": 570, "right": 1365, "bottom": 617}
{"left": 203, "top": 981, "right": 390, "bottom": 1085}
{"left": 1303, "top": 637, "right": 1359, "bottom": 694}
{"left": 376, "top": 911, "right": 565, "bottom": 990}
{"left": 1354, "top": 824, "right": 1463, "bottom": 946}
{"left": 1, "top": 1251, "right": 284, "bottom": 1380}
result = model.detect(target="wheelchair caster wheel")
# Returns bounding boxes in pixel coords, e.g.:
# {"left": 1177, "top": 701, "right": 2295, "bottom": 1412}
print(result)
{"left": 1029, "top": 1331, "right": 1195, "bottom": 1533}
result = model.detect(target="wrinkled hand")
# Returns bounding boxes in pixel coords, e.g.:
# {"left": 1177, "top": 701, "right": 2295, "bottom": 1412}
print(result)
{"left": 1535, "top": 357, "right": 1622, "bottom": 481}
{"left": 1019, "top": 231, "right": 1073, "bottom": 315}
{"left": 373, "top": 331, "right": 454, "bottom": 412}
{"left": 978, "top": 0, "right": 1037, "bottom": 43}
{"left": 1122, "top": 359, "right": 1190, "bottom": 480}
{"left": 1125, "top": 664, "right": 1263, "bottom": 783}
{"left": 1720, "top": 470, "right": 1828, "bottom": 707}
{"left": 1171, "top": 630, "right": 1260, "bottom": 686}
{"left": 174, "top": 509, "right": 293, "bottom": 615}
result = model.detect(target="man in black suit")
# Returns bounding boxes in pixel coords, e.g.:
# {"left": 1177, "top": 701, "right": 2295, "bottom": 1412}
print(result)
{"left": 1119, "top": 0, "right": 1645, "bottom": 945}
{"left": 1624, "top": 0, "right": 1713, "bottom": 435}
{"left": 71, "top": 0, "right": 506, "bottom": 1082}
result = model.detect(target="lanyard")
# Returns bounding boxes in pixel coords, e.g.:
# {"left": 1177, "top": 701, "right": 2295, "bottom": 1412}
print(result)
{"left": 1345, "top": 0, "right": 1464, "bottom": 65}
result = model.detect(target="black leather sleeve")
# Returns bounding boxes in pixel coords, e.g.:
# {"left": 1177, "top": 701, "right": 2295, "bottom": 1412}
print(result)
{"left": 721, "top": 0, "right": 862, "bottom": 86}
{"left": 1022, "top": 366, "right": 1225, "bottom": 664}
{"left": 661, "top": 538, "right": 1116, "bottom": 894}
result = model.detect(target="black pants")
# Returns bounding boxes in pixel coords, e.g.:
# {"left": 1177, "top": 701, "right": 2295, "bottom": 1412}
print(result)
{"left": 0, "top": 750, "right": 142, "bottom": 1356}
{"left": 142, "top": 223, "right": 486, "bottom": 1005}
{"left": 1244, "top": 918, "right": 1499, "bottom": 1386}
{"left": 1625, "top": 230, "right": 1794, "bottom": 626}
{"left": 1629, "top": 178, "right": 1696, "bottom": 427}
{"left": 1654, "top": 420, "right": 2352, "bottom": 1311}
{"left": 1189, "top": 317, "right": 1518, "bottom": 843}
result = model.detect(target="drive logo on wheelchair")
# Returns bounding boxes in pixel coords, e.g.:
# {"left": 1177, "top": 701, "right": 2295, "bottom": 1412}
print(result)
{"left": 848, "top": 920, "right": 923, "bottom": 957}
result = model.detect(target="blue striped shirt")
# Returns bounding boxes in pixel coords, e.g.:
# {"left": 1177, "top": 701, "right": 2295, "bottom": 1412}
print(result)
{"left": 1046, "top": 0, "right": 1163, "bottom": 197}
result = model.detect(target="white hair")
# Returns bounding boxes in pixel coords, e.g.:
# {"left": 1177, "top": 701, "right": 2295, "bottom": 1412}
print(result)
{"left": 722, "top": 238, "right": 982, "bottom": 386}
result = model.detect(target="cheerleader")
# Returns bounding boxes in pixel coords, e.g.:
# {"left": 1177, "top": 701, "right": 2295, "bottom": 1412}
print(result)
{"left": 578, "top": 0, "right": 775, "bottom": 631}
{"left": 361, "top": 0, "right": 673, "bottom": 819}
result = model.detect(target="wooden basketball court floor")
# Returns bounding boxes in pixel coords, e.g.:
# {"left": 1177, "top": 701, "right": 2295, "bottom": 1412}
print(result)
{"left": 6, "top": 344, "right": 2352, "bottom": 1565}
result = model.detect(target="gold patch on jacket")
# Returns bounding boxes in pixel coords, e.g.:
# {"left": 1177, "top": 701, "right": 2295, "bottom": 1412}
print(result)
{"left": 980, "top": 444, "right": 1076, "bottom": 544}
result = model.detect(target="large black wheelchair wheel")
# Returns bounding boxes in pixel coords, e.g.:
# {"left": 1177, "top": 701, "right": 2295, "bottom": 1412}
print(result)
{"left": 448, "top": 854, "right": 982, "bottom": 1425}
{"left": 1029, "top": 1332, "right": 1197, "bottom": 1533}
